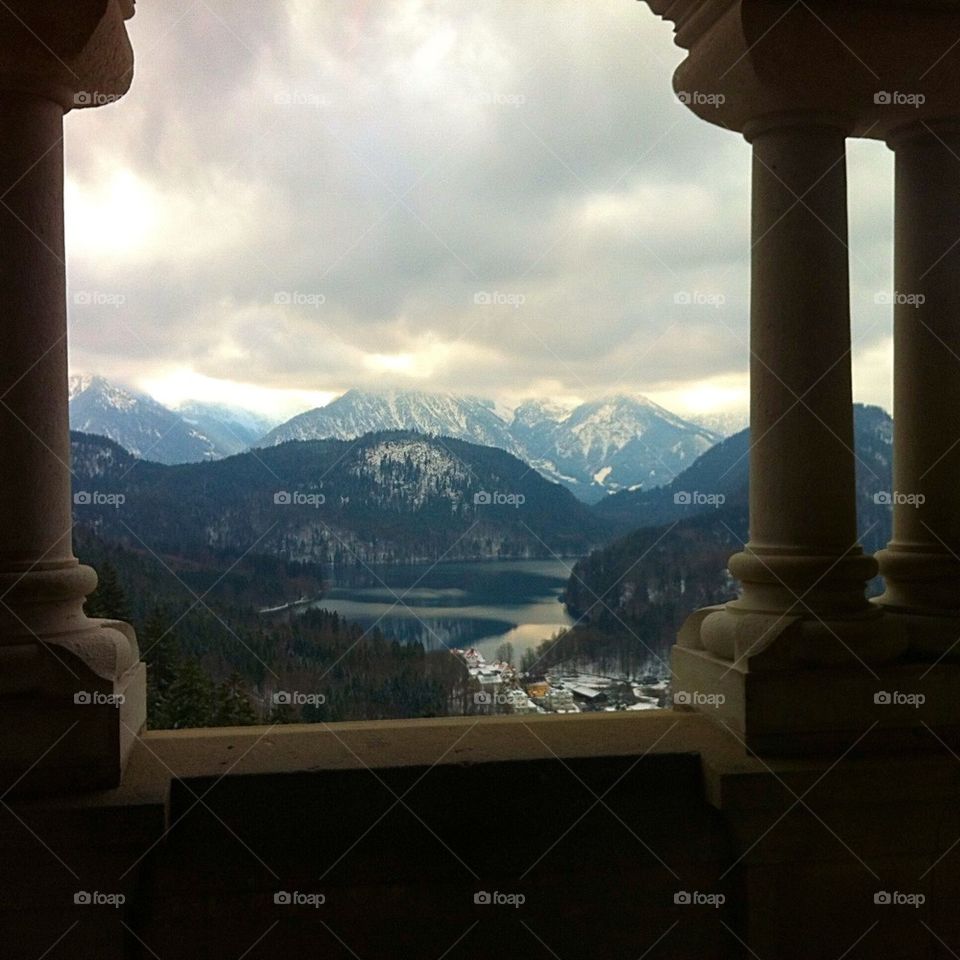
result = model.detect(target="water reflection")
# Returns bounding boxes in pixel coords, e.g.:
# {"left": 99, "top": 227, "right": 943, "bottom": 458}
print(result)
{"left": 310, "top": 559, "right": 575, "bottom": 659}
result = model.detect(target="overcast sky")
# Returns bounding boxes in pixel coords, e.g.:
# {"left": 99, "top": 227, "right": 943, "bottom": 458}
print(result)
{"left": 63, "top": 0, "right": 896, "bottom": 420}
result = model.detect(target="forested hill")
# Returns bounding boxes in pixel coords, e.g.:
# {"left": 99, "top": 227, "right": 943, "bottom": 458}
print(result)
{"left": 548, "top": 405, "right": 897, "bottom": 675}
{"left": 590, "top": 403, "right": 894, "bottom": 548}
{"left": 71, "top": 429, "right": 612, "bottom": 564}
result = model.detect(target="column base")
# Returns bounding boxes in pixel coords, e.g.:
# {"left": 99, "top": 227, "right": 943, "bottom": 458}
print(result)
{"left": 0, "top": 621, "right": 146, "bottom": 796}
{"left": 875, "top": 549, "right": 960, "bottom": 656}
{"left": 691, "top": 601, "right": 907, "bottom": 669}
{"left": 877, "top": 546, "right": 960, "bottom": 607}
{"left": 672, "top": 643, "right": 960, "bottom": 757}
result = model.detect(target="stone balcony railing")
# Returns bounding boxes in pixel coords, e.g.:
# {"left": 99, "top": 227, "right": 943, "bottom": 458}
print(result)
{"left": 7, "top": 712, "right": 960, "bottom": 959}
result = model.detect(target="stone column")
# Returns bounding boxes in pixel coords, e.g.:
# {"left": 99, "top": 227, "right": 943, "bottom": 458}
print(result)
{"left": 696, "top": 113, "right": 900, "bottom": 669}
{"left": 877, "top": 122, "right": 960, "bottom": 650}
{"left": 0, "top": 1, "right": 145, "bottom": 794}
{"left": 737, "top": 115, "right": 868, "bottom": 612}
{"left": 0, "top": 93, "right": 87, "bottom": 616}
{"left": 673, "top": 111, "right": 906, "bottom": 754}
{"left": 648, "top": 0, "right": 960, "bottom": 756}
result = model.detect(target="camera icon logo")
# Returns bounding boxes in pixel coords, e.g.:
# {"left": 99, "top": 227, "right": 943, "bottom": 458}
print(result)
{"left": 674, "top": 891, "right": 692, "bottom": 905}
{"left": 674, "top": 691, "right": 691, "bottom": 705}
{"left": 74, "top": 491, "right": 92, "bottom": 505}
{"left": 474, "top": 491, "right": 492, "bottom": 505}
{"left": 74, "top": 891, "right": 92, "bottom": 905}
{"left": 273, "top": 491, "right": 291, "bottom": 505}
{"left": 474, "top": 891, "right": 492, "bottom": 905}
{"left": 474, "top": 692, "right": 493, "bottom": 705}
{"left": 874, "top": 891, "right": 892, "bottom": 904}
{"left": 273, "top": 292, "right": 292, "bottom": 305}
{"left": 73, "top": 691, "right": 92, "bottom": 705}
{"left": 273, "top": 691, "right": 292, "bottom": 705}
{"left": 874, "top": 691, "right": 892, "bottom": 705}
{"left": 874, "top": 491, "right": 892, "bottom": 505}
{"left": 874, "top": 91, "right": 892, "bottom": 105}
{"left": 274, "top": 891, "right": 291, "bottom": 905}
{"left": 673, "top": 491, "right": 692, "bottom": 505}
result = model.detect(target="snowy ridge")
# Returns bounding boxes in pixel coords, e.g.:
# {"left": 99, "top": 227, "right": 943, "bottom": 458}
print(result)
{"left": 68, "top": 376, "right": 268, "bottom": 465}
{"left": 262, "top": 388, "right": 721, "bottom": 503}
{"left": 350, "top": 437, "right": 474, "bottom": 509}
{"left": 261, "top": 388, "right": 521, "bottom": 455}
{"left": 690, "top": 410, "right": 749, "bottom": 438}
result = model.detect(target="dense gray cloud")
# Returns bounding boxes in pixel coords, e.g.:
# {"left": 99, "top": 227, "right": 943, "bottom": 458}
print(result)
{"left": 63, "top": 0, "right": 895, "bottom": 419}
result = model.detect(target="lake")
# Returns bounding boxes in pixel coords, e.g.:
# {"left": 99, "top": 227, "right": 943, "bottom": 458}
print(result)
{"left": 310, "top": 558, "right": 576, "bottom": 660}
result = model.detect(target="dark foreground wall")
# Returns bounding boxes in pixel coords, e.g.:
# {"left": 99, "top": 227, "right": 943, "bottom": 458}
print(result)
{"left": 3, "top": 714, "right": 960, "bottom": 959}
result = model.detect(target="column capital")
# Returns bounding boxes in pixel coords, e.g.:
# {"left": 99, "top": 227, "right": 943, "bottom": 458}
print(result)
{"left": 643, "top": 0, "right": 960, "bottom": 140}
{"left": 0, "top": 0, "right": 135, "bottom": 111}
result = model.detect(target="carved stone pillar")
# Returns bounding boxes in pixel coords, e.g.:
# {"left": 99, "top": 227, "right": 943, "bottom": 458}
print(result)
{"left": 696, "top": 112, "right": 893, "bottom": 670}
{"left": 0, "top": 0, "right": 145, "bottom": 794}
{"left": 644, "top": 0, "right": 960, "bottom": 754}
{"left": 876, "top": 121, "right": 960, "bottom": 653}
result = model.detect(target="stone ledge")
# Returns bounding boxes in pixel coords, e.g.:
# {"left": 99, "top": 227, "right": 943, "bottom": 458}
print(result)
{"left": 6, "top": 710, "right": 958, "bottom": 792}
{"left": 9, "top": 709, "right": 960, "bottom": 820}
{"left": 138, "top": 711, "right": 728, "bottom": 781}
{"left": 5, "top": 711, "right": 730, "bottom": 826}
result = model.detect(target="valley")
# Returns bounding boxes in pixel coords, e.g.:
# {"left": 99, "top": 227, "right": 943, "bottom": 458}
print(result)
{"left": 69, "top": 382, "right": 897, "bottom": 729}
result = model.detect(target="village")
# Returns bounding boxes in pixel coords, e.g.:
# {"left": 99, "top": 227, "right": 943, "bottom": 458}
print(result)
{"left": 452, "top": 648, "right": 670, "bottom": 715}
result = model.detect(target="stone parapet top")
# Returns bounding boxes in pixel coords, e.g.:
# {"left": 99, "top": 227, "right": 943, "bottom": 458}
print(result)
{"left": 9, "top": 712, "right": 960, "bottom": 826}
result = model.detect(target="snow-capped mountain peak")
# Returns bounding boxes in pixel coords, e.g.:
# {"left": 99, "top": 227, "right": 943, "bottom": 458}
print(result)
{"left": 261, "top": 387, "right": 721, "bottom": 503}
{"left": 259, "top": 387, "right": 521, "bottom": 455}
{"left": 510, "top": 398, "right": 570, "bottom": 430}
{"left": 70, "top": 376, "right": 160, "bottom": 417}
{"left": 69, "top": 374, "right": 97, "bottom": 402}
{"left": 68, "top": 375, "right": 272, "bottom": 464}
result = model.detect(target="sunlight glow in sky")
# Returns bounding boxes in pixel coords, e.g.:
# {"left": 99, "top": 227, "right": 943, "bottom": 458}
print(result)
{"left": 64, "top": 0, "right": 895, "bottom": 421}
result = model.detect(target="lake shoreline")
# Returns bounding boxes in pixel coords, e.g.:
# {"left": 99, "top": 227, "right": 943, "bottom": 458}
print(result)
{"left": 267, "top": 558, "right": 576, "bottom": 661}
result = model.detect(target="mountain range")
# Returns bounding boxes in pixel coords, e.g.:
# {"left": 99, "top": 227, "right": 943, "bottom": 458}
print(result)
{"left": 259, "top": 388, "right": 720, "bottom": 502}
{"left": 69, "top": 376, "right": 735, "bottom": 501}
